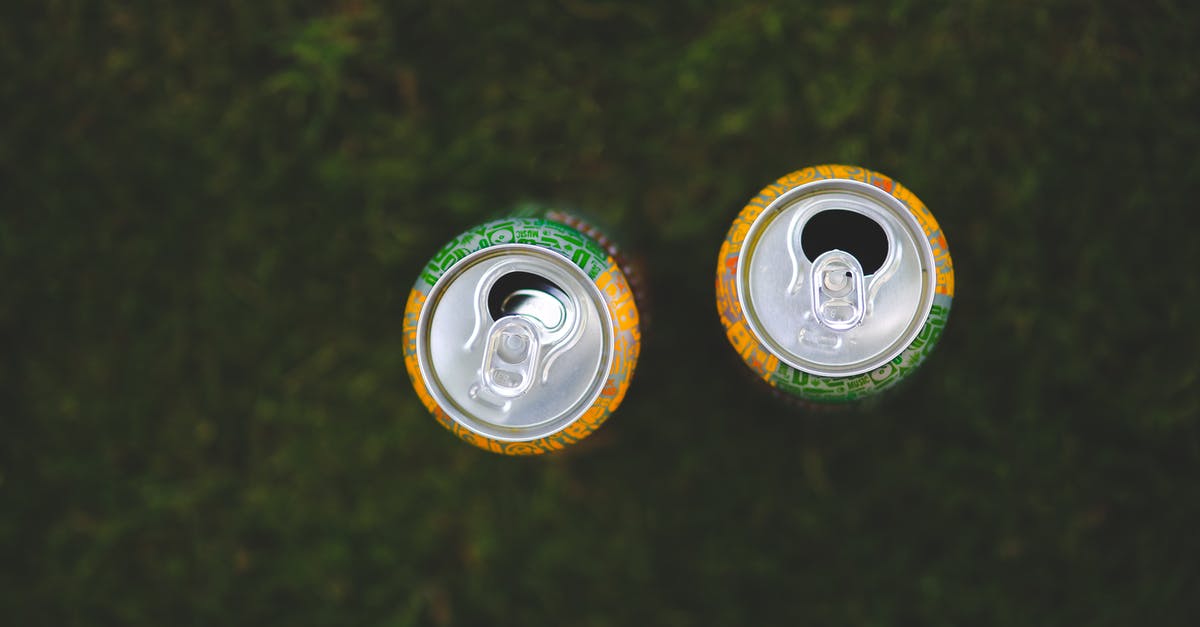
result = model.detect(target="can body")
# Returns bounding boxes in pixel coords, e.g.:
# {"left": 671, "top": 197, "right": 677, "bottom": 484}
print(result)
{"left": 404, "top": 211, "right": 641, "bottom": 454}
{"left": 716, "top": 164, "right": 955, "bottom": 404}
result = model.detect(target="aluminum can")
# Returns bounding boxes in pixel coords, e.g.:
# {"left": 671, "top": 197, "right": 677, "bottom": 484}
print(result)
{"left": 404, "top": 211, "right": 641, "bottom": 454}
{"left": 715, "top": 164, "right": 955, "bottom": 404}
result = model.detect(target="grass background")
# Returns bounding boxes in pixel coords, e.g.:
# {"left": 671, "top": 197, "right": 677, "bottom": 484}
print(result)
{"left": 3, "top": 1, "right": 1198, "bottom": 624}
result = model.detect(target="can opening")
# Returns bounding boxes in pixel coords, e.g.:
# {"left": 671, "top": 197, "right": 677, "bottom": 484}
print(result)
{"left": 801, "top": 209, "right": 888, "bottom": 275}
{"left": 487, "top": 271, "right": 568, "bottom": 330}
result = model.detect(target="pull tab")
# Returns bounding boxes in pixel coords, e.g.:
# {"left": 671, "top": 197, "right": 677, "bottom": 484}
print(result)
{"left": 472, "top": 316, "right": 542, "bottom": 407}
{"left": 809, "top": 250, "right": 866, "bottom": 331}
{"left": 465, "top": 266, "right": 585, "bottom": 413}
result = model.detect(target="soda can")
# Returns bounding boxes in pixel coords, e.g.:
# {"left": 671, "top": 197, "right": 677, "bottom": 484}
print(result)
{"left": 715, "top": 164, "right": 955, "bottom": 404}
{"left": 404, "top": 210, "right": 642, "bottom": 454}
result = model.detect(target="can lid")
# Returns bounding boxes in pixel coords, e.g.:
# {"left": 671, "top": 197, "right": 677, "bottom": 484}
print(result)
{"left": 736, "top": 178, "right": 937, "bottom": 377}
{"left": 415, "top": 244, "right": 614, "bottom": 441}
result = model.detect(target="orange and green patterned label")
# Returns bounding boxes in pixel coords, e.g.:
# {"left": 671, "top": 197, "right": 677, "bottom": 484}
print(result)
{"left": 715, "top": 164, "right": 955, "bottom": 403}
{"left": 404, "top": 215, "right": 641, "bottom": 454}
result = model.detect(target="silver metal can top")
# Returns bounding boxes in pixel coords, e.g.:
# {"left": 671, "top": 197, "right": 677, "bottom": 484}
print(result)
{"left": 736, "top": 178, "right": 937, "bottom": 377}
{"left": 414, "top": 244, "right": 614, "bottom": 442}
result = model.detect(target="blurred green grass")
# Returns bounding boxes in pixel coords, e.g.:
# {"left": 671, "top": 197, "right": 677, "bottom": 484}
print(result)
{"left": 2, "top": 1, "right": 1198, "bottom": 625}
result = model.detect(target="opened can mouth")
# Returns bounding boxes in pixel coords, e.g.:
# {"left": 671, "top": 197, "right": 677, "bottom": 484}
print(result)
{"left": 800, "top": 209, "right": 890, "bottom": 275}
{"left": 488, "top": 272, "right": 570, "bottom": 331}
{"left": 735, "top": 178, "right": 938, "bottom": 378}
{"left": 415, "top": 244, "right": 615, "bottom": 442}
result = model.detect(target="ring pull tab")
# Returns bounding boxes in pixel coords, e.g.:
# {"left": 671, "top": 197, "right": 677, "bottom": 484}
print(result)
{"left": 809, "top": 250, "right": 866, "bottom": 331}
{"left": 469, "top": 316, "right": 542, "bottom": 409}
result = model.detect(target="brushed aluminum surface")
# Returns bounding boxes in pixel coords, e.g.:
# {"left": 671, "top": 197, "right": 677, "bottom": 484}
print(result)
{"left": 415, "top": 244, "right": 614, "bottom": 441}
{"left": 736, "top": 179, "right": 936, "bottom": 377}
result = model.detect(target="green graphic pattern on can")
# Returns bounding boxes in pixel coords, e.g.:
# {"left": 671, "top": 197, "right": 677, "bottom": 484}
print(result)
{"left": 716, "top": 164, "right": 955, "bottom": 403}
{"left": 766, "top": 299, "right": 951, "bottom": 401}
{"left": 417, "top": 217, "right": 611, "bottom": 286}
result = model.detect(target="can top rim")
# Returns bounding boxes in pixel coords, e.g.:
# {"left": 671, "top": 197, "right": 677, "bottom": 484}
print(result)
{"left": 735, "top": 178, "right": 937, "bottom": 377}
{"left": 416, "top": 243, "right": 615, "bottom": 441}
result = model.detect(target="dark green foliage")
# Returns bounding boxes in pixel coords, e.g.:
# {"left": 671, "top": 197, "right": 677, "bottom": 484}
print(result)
{"left": 2, "top": 1, "right": 1198, "bottom": 624}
